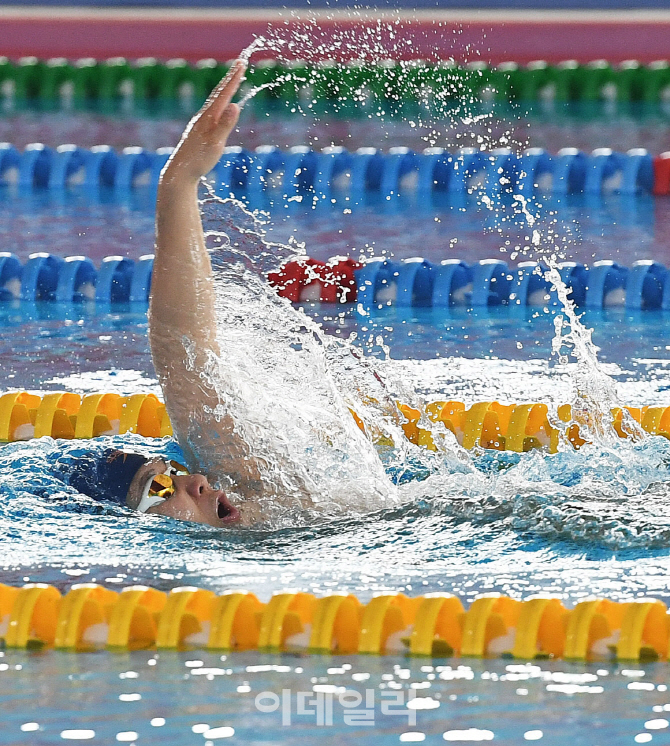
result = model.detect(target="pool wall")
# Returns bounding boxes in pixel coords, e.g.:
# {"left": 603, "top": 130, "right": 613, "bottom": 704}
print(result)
{"left": 2, "top": 8, "right": 670, "bottom": 65}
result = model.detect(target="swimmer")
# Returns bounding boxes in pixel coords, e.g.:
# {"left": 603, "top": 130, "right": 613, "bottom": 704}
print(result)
{"left": 65, "top": 62, "right": 254, "bottom": 527}
{"left": 65, "top": 60, "right": 391, "bottom": 525}
{"left": 65, "top": 448, "right": 240, "bottom": 526}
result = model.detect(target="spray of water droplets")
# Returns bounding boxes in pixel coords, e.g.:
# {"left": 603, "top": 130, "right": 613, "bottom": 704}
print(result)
{"left": 168, "top": 28, "right": 666, "bottom": 541}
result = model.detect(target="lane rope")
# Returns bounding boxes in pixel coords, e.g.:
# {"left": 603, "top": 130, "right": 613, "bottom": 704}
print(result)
{"left": 1, "top": 390, "right": 668, "bottom": 453}
{"left": 0, "top": 582, "right": 666, "bottom": 661}
{"left": 4, "top": 57, "right": 670, "bottom": 108}
{"left": 4, "top": 252, "right": 670, "bottom": 310}
{"left": 1, "top": 141, "right": 669, "bottom": 196}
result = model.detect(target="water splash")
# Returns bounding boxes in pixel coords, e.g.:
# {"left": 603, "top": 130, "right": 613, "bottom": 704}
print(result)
{"left": 197, "top": 191, "right": 394, "bottom": 524}
{"left": 194, "top": 178, "right": 497, "bottom": 528}
{"left": 236, "top": 37, "right": 302, "bottom": 109}
{"left": 238, "top": 36, "right": 282, "bottom": 64}
{"left": 202, "top": 25, "right": 653, "bottom": 526}
{"left": 233, "top": 20, "right": 516, "bottom": 157}
{"left": 545, "top": 262, "right": 635, "bottom": 445}
{"left": 507, "top": 193, "right": 638, "bottom": 448}
{"left": 238, "top": 74, "right": 305, "bottom": 109}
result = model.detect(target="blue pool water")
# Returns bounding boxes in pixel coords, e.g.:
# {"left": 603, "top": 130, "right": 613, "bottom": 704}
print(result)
{"left": 3, "top": 284, "right": 670, "bottom": 743}
{"left": 1, "top": 187, "right": 669, "bottom": 267}
{"left": 3, "top": 298, "right": 670, "bottom": 581}
{"left": 3, "top": 651, "right": 670, "bottom": 745}
{"left": 3, "top": 301, "right": 670, "bottom": 400}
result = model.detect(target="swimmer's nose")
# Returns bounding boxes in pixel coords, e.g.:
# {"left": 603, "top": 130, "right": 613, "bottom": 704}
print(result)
{"left": 175, "top": 473, "right": 210, "bottom": 500}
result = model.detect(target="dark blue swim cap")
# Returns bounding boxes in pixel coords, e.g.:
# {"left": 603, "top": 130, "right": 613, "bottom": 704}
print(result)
{"left": 65, "top": 449, "right": 149, "bottom": 505}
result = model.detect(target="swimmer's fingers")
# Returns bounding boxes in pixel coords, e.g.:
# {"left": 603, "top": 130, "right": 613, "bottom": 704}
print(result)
{"left": 161, "top": 60, "right": 245, "bottom": 184}
{"left": 203, "top": 60, "right": 247, "bottom": 123}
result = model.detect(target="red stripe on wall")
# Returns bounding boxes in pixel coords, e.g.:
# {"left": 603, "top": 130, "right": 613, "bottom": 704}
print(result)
{"left": 0, "top": 12, "right": 667, "bottom": 64}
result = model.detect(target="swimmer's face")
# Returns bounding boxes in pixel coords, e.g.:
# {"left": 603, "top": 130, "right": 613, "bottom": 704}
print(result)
{"left": 125, "top": 459, "right": 240, "bottom": 527}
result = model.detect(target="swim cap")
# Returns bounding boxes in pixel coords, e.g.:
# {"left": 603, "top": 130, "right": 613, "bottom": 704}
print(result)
{"left": 65, "top": 449, "right": 149, "bottom": 506}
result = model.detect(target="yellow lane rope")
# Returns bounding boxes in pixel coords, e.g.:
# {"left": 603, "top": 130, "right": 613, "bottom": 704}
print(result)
{"left": 2, "top": 391, "right": 669, "bottom": 453}
{"left": 0, "top": 583, "right": 667, "bottom": 662}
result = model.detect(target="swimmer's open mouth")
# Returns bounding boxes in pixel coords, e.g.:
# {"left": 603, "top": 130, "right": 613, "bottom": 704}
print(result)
{"left": 216, "top": 493, "right": 240, "bottom": 523}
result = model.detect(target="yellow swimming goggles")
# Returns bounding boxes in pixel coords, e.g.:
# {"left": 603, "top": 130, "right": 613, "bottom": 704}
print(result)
{"left": 137, "top": 460, "right": 190, "bottom": 513}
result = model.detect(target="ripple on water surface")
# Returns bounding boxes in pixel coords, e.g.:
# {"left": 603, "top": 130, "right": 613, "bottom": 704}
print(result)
{"left": 1, "top": 651, "right": 669, "bottom": 745}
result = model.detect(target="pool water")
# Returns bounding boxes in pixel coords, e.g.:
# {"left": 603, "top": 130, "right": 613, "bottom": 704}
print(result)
{"left": 4, "top": 102, "right": 670, "bottom": 154}
{"left": 4, "top": 244, "right": 670, "bottom": 746}
{"left": 1, "top": 188, "right": 668, "bottom": 267}
{"left": 3, "top": 300, "right": 670, "bottom": 578}
{"left": 2, "top": 650, "right": 670, "bottom": 745}
{"left": 2, "top": 301, "right": 670, "bottom": 399}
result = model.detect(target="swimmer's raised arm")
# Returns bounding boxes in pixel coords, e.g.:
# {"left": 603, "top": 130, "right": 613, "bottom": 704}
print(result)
{"left": 150, "top": 61, "right": 262, "bottom": 495}
{"left": 151, "top": 60, "right": 246, "bottom": 352}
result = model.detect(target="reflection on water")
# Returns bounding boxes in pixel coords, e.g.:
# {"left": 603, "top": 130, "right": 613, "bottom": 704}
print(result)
{"left": 2, "top": 649, "right": 668, "bottom": 746}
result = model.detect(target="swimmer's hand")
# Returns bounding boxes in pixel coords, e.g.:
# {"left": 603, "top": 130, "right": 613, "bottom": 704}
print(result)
{"left": 161, "top": 59, "right": 247, "bottom": 186}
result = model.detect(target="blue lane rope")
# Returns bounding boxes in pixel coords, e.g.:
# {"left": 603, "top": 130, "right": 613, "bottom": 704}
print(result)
{"left": 0, "top": 143, "right": 663, "bottom": 196}
{"left": 2, "top": 252, "right": 670, "bottom": 309}
{"left": 1, "top": 252, "right": 154, "bottom": 303}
